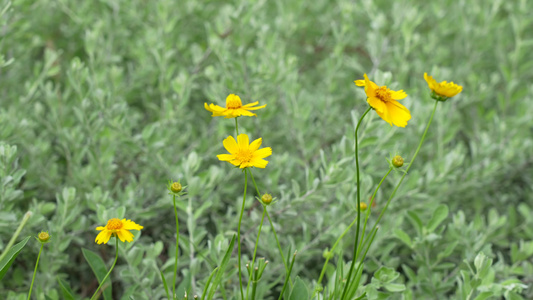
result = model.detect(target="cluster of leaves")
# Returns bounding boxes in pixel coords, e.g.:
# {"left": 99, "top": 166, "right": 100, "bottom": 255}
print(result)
{"left": 1, "top": 0, "right": 532, "bottom": 299}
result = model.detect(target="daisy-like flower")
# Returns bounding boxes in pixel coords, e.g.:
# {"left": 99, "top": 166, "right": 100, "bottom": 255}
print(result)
{"left": 355, "top": 74, "right": 411, "bottom": 127}
{"left": 424, "top": 73, "right": 463, "bottom": 101}
{"left": 217, "top": 134, "right": 272, "bottom": 168}
{"left": 95, "top": 218, "right": 143, "bottom": 244}
{"left": 204, "top": 94, "right": 266, "bottom": 118}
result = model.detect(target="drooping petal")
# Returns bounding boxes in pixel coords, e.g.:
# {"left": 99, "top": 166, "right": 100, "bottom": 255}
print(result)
{"left": 354, "top": 80, "right": 366, "bottom": 86}
{"left": 96, "top": 226, "right": 106, "bottom": 231}
{"left": 249, "top": 138, "right": 263, "bottom": 152}
{"left": 217, "top": 154, "right": 235, "bottom": 161}
{"left": 375, "top": 106, "right": 392, "bottom": 126}
{"left": 242, "top": 104, "right": 266, "bottom": 110}
{"left": 233, "top": 109, "right": 257, "bottom": 117}
{"left": 386, "top": 101, "right": 411, "bottom": 127}
{"left": 116, "top": 230, "right": 135, "bottom": 243}
{"left": 367, "top": 97, "right": 386, "bottom": 113}
{"left": 95, "top": 230, "right": 112, "bottom": 245}
{"left": 122, "top": 219, "right": 143, "bottom": 231}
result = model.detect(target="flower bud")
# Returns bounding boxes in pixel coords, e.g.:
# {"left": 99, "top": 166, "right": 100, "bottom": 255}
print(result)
{"left": 37, "top": 231, "right": 51, "bottom": 243}
{"left": 170, "top": 182, "right": 182, "bottom": 193}
{"left": 261, "top": 193, "right": 273, "bottom": 205}
{"left": 359, "top": 202, "right": 368, "bottom": 211}
{"left": 392, "top": 155, "right": 404, "bottom": 168}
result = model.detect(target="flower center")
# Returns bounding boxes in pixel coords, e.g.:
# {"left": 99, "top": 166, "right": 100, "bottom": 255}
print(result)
{"left": 107, "top": 218, "right": 123, "bottom": 230}
{"left": 226, "top": 94, "right": 243, "bottom": 109}
{"left": 376, "top": 87, "right": 392, "bottom": 102}
{"left": 236, "top": 149, "right": 253, "bottom": 163}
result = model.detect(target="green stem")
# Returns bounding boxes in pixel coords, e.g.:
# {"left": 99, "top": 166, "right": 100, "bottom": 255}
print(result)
{"left": 0, "top": 211, "right": 32, "bottom": 263}
{"left": 237, "top": 169, "right": 248, "bottom": 300}
{"left": 363, "top": 100, "right": 439, "bottom": 249}
{"left": 235, "top": 117, "right": 239, "bottom": 136}
{"left": 355, "top": 167, "right": 393, "bottom": 260}
{"left": 341, "top": 106, "right": 371, "bottom": 299}
{"left": 90, "top": 237, "right": 119, "bottom": 300}
{"left": 315, "top": 167, "right": 392, "bottom": 292}
{"left": 172, "top": 195, "right": 180, "bottom": 300}
{"left": 27, "top": 243, "right": 43, "bottom": 300}
{"left": 278, "top": 251, "right": 297, "bottom": 300}
{"left": 249, "top": 169, "right": 292, "bottom": 287}
{"left": 246, "top": 207, "right": 266, "bottom": 299}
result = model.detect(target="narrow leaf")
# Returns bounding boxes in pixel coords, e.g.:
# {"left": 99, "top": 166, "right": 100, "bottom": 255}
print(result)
{"left": 207, "top": 234, "right": 236, "bottom": 300}
{"left": 0, "top": 236, "right": 31, "bottom": 280}
{"left": 82, "top": 248, "right": 112, "bottom": 300}
{"left": 426, "top": 204, "right": 449, "bottom": 232}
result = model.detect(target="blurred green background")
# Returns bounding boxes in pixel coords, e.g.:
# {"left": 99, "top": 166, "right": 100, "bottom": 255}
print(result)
{"left": 1, "top": 0, "right": 532, "bottom": 299}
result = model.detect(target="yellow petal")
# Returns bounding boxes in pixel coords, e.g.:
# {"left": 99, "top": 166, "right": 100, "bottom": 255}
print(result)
{"left": 95, "top": 230, "right": 112, "bottom": 244}
{"left": 253, "top": 147, "right": 272, "bottom": 159}
{"left": 117, "top": 230, "right": 135, "bottom": 243}
{"left": 367, "top": 97, "right": 385, "bottom": 113}
{"left": 390, "top": 90, "right": 407, "bottom": 100}
{"left": 237, "top": 134, "right": 250, "bottom": 149}
{"left": 354, "top": 80, "right": 366, "bottom": 86}
{"left": 386, "top": 101, "right": 411, "bottom": 127}
{"left": 223, "top": 136, "right": 238, "bottom": 154}
{"left": 96, "top": 226, "right": 105, "bottom": 231}
{"left": 375, "top": 107, "right": 392, "bottom": 126}
{"left": 249, "top": 138, "right": 263, "bottom": 152}
{"left": 217, "top": 154, "right": 235, "bottom": 161}
{"left": 122, "top": 219, "right": 143, "bottom": 231}
{"left": 251, "top": 158, "right": 269, "bottom": 168}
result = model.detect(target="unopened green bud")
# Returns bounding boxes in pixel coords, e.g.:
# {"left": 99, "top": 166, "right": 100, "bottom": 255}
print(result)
{"left": 261, "top": 193, "right": 273, "bottom": 205}
{"left": 392, "top": 155, "right": 404, "bottom": 168}
{"left": 359, "top": 202, "right": 368, "bottom": 211}
{"left": 170, "top": 182, "right": 182, "bottom": 193}
{"left": 37, "top": 231, "right": 51, "bottom": 243}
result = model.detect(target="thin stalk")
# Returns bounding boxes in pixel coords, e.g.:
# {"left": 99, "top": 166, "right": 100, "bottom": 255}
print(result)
{"left": 363, "top": 101, "right": 439, "bottom": 248}
{"left": 237, "top": 169, "right": 248, "bottom": 300}
{"left": 278, "top": 251, "right": 297, "bottom": 300}
{"left": 0, "top": 211, "right": 32, "bottom": 263}
{"left": 27, "top": 243, "right": 43, "bottom": 300}
{"left": 249, "top": 169, "right": 292, "bottom": 287}
{"left": 235, "top": 117, "right": 239, "bottom": 135}
{"left": 315, "top": 167, "right": 392, "bottom": 292}
{"left": 340, "top": 106, "right": 371, "bottom": 299}
{"left": 90, "top": 237, "right": 119, "bottom": 300}
{"left": 246, "top": 207, "right": 266, "bottom": 299}
{"left": 172, "top": 195, "right": 180, "bottom": 300}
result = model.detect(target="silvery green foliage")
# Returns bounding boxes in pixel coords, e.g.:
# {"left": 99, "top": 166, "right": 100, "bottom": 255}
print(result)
{"left": 1, "top": 0, "right": 532, "bottom": 299}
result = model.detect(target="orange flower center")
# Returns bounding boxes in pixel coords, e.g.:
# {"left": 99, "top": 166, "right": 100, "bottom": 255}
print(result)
{"left": 226, "top": 94, "right": 243, "bottom": 109}
{"left": 106, "top": 218, "right": 123, "bottom": 230}
{"left": 375, "top": 87, "right": 392, "bottom": 102}
{"left": 236, "top": 149, "right": 253, "bottom": 163}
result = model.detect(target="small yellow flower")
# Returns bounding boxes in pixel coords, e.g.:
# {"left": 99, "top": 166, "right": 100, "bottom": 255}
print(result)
{"left": 217, "top": 134, "right": 272, "bottom": 169}
{"left": 355, "top": 74, "right": 411, "bottom": 127}
{"left": 204, "top": 94, "right": 266, "bottom": 118}
{"left": 424, "top": 73, "right": 463, "bottom": 100}
{"left": 95, "top": 218, "right": 143, "bottom": 245}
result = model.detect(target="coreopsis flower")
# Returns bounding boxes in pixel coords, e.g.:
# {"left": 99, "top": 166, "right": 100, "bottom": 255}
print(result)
{"left": 217, "top": 134, "right": 272, "bottom": 168}
{"left": 95, "top": 218, "right": 143, "bottom": 244}
{"left": 355, "top": 74, "right": 411, "bottom": 127}
{"left": 424, "top": 73, "right": 463, "bottom": 101}
{"left": 204, "top": 94, "right": 266, "bottom": 118}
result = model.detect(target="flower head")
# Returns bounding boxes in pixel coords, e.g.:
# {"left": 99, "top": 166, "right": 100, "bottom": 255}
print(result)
{"left": 95, "top": 218, "right": 143, "bottom": 245}
{"left": 355, "top": 74, "right": 411, "bottom": 127}
{"left": 261, "top": 193, "right": 273, "bottom": 205}
{"left": 217, "top": 134, "right": 272, "bottom": 169}
{"left": 392, "top": 155, "right": 404, "bottom": 168}
{"left": 205, "top": 94, "right": 266, "bottom": 118}
{"left": 424, "top": 73, "right": 463, "bottom": 101}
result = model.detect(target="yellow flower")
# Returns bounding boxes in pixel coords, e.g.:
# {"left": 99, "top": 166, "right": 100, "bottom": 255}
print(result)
{"left": 355, "top": 74, "right": 411, "bottom": 127}
{"left": 424, "top": 73, "right": 463, "bottom": 100}
{"left": 204, "top": 94, "right": 266, "bottom": 118}
{"left": 95, "top": 218, "right": 143, "bottom": 244}
{"left": 217, "top": 134, "right": 272, "bottom": 168}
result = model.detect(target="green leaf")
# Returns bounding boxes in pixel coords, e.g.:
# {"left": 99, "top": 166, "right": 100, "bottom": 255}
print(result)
{"left": 57, "top": 277, "right": 76, "bottom": 300}
{"left": 207, "top": 234, "right": 236, "bottom": 300}
{"left": 0, "top": 236, "right": 31, "bottom": 280}
{"left": 82, "top": 248, "right": 112, "bottom": 300}
{"left": 406, "top": 211, "right": 423, "bottom": 234}
{"left": 383, "top": 282, "right": 405, "bottom": 292}
{"left": 426, "top": 204, "right": 449, "bottom": 232}
{"left": 159, "top": 270, "right": 170, "bottom": 300}
{"left": 393, "top": 229, "right": 413, "bottom": 248}
{"left": 289, "top": 276, "right": 309, "bottom": 300}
